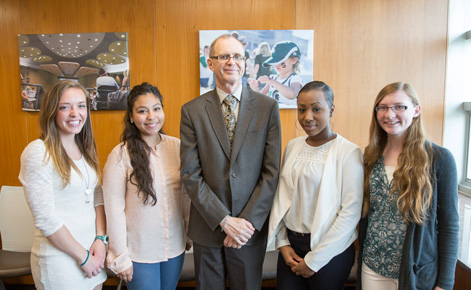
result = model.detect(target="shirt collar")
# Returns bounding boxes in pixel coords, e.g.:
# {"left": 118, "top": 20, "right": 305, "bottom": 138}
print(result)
{"left": 216, "top": 85, "right": 242, "bottom": 104}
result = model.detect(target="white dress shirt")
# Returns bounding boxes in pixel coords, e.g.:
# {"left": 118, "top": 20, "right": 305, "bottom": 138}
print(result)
{"left": 216, "top": 85, "right": 242, "bottom": 121}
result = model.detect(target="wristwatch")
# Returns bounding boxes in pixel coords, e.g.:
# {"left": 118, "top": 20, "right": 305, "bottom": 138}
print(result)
{"left": 95, "top": 235, "right": 109, "bottom": 245}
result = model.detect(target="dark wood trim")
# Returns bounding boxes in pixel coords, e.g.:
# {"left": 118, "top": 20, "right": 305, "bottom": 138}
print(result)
{"left": 455, "top": 259, "right": 471, "bottom": 290}
{"left": 457, "top": 259, "right": 471, "bottom": 273}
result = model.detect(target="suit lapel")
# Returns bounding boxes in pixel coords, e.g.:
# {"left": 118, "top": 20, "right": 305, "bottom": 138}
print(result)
{"left": 205, "top": 90, "right": 231, "bottom": 160}
{"left": 230, "top": 87, "right": 255, "bottom": 164}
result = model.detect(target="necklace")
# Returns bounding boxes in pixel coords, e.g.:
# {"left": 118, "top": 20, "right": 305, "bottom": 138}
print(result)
{"left": 82, "top": 157, "right": 91, "bottom": 203}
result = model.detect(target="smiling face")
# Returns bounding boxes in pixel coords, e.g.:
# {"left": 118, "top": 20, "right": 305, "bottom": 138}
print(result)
{"left": 207, "top": 36, "right": 245, "bottom": 92}
{"left": 55, "top": 87, "right": 88, "bottom": 139}
{"left": 297, "top": 89, "right": 334, "bottom": 143}
{"left": 376, "top": 90, "right": 421, "bottom": 140}
{"left": 130, "top": 92, "right": 164, "bottom": 144}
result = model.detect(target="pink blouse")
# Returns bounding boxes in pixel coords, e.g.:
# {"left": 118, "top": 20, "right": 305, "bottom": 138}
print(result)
{"left": 103, "top": 134, "right": 189, "bottom": 274}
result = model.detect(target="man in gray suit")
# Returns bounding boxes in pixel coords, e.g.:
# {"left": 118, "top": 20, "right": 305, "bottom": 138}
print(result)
{"left": 180, "top": 34, "right": 282, "bottom": 290}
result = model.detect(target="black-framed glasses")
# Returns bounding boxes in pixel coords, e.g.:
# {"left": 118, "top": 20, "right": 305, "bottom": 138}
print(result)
{"left": 375, "top": 105, "right": 409, "bottom": 113}
{"left": 210, "top": 54, "right": 246, "bottom": 62}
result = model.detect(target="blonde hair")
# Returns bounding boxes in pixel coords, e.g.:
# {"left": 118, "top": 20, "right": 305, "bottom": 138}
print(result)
{"left": 291, "top": 57, "right": 301, "bottom": 74}
{"left": 39, "top": 80, "right": 101, "bottom": 187}
{"left": 362, "top": 82, "right": 433, "bottom": 224}
{"left": 258, "top": 42, "right": 271, "bottom": 57}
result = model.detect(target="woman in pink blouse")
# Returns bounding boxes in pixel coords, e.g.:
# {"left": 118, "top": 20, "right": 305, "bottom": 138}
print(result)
{"left": 103, "top": 82, "right": 190, "bottom": 290}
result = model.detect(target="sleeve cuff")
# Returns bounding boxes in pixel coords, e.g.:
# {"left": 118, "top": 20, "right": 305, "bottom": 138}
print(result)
{"left": 107, "top": 249, "right": 133, "bottom": 275}
{"left": 94, "top": 184, "right": 104, "bottom": 207}
{"left": 303, "top": 252, "right": 320, "bottom": 272}
{"left": 42, "top": 222, "right": 64, "bottom": 237}
{"left": 275, "top": 227, "right": 290, "bottom": 249}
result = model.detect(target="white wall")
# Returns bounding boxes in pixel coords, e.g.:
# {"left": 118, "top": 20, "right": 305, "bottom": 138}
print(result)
{"left": 443, "top": 0, "right": 471, "bottom": 182}
{"left": 444, "top": 0, "right": 471, "bottom": 184}
{"left": 445, "top": 0, "right": 471, "bottom": 267}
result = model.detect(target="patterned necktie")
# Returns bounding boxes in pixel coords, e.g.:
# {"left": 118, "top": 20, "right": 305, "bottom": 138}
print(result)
{"left": 223, "top": 95, "right": 237, "bottom": 147}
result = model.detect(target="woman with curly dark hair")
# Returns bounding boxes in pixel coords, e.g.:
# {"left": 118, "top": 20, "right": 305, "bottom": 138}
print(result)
{"left": 103, "top": 82, "right": 190, "bottom": 290}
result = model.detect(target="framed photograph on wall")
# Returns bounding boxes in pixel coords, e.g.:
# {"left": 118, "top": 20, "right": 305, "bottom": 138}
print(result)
{"left": 19, "top": 32, "right": 130, "bottom": 111}
{"left": 199, "top": 30, "right": 314, "bottom": 109}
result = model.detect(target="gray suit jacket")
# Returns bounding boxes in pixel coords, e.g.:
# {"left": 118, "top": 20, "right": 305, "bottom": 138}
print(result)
{"left": 180, "top": 87, "right": 281, "bottom": 247}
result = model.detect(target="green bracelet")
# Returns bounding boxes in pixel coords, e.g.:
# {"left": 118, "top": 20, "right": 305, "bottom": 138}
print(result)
{"left": 80, "top": 250, "right": 90, "bottom": 267}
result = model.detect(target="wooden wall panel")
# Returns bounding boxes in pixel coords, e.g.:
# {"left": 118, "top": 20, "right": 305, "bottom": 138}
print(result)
{"left": 296, "top": 0, "right": 448, "bottom": 149}
{"left": 0, "top": 0, "right": 26, "bottom": 187}
{"left": 0, "top": 0, "right": 449, "bottom": 185}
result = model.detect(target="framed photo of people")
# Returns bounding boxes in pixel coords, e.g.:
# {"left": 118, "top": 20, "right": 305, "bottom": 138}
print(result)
{"left": 199, "top": 30, "right": 314, "bottom": 109}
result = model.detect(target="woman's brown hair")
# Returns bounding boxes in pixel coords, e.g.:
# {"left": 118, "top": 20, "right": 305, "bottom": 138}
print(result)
{"left": 39, "top": 80, "right": 100, "bottom": 187}
{"left": 362, "top": 82, "right": 433, "bottom": 224}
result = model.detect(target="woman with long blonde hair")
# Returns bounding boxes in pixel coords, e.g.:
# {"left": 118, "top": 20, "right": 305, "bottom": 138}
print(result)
{"left": 19, "top": 80, "right": 107, "bottom": 290}
{"left": 357, "top": 82, "right": 458, "bottom": 290}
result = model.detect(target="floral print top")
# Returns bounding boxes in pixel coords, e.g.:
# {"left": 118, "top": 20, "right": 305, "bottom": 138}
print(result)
{"left": 363, "top": 156, "right": 407, "bottom": 278}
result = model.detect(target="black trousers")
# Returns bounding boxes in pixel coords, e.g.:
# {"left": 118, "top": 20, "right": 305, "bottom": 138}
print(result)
{"left": 276, "top": 230, "right": 355, "bottom": 290}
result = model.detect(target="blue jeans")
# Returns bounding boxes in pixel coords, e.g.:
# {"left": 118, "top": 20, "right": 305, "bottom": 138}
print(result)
{"left": 126, "top": 252, "right": 185, "bottom": 290}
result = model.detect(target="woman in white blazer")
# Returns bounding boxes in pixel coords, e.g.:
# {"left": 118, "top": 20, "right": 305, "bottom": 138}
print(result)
{"left": 268, "top": 81, "right": 364, "bottom": 290}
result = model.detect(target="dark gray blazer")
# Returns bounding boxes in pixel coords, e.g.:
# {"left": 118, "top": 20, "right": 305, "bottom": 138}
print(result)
{"left": 180, "top": 87, "right": 281, "bottom": 247}
{"left": 357, "top": 143, "right": 459, "bottom": 290}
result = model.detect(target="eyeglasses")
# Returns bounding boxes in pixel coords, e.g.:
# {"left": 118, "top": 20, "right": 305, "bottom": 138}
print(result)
{"left": 210, "top": 54, "right": 246, "bottom": 62}
{"left": 375, "top": 105, "right": 409, "bottom": 113}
